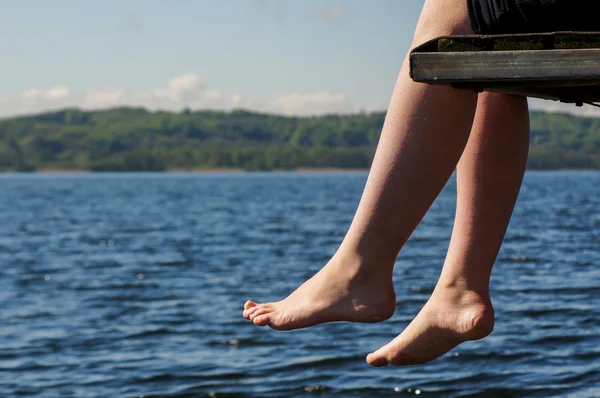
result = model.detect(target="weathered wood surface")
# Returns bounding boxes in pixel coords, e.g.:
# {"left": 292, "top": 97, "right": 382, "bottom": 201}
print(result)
{"left": 410, "top": 32, "right": 600, "bottom": 105}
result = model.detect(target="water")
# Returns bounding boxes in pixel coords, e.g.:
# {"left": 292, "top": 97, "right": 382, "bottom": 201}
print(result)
{"left": 0, "top": 172, "right": 599, "bottom": 398}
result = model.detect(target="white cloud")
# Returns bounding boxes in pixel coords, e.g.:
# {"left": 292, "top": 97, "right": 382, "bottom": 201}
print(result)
{"left": 231, "top": 93, "right": 244, "bottom": 106}
{"left": 12, "top": 87, "right": 74, "bottom": 116}
{"left": 316, "top": 6, "right": 349, "bottom": 20}
{"left": 21, "top": 88, "right": 45, "bottom": 102}
{"left": 144, "top": 74, "right": 203, "bottom": 102}
{"left": 165, "top": 73, "right": 203, "bottom": 101}
{"left": 3, "top": 78, "right": 600, "bottom": 119}
{"left": 0, "top": 84, "right": 361, "bottom": 118}
{"left": 20, "top": 87, "right": 71, "bottom": 104}
{"left": 4, "top": 75, "right": 600, "bottom": 119}
{"left": 0, "top": 74, "right": 235, "bottom": 118}
{"left": 269, "top": 91, "right": 353, "bottom": 115}
{"left": 45, "top": 86, "right": 70, "bottom": 100}
{"left": 133, "top": 73, "right": 224, "bottom": 110}
{"left": 203, "top": 89, "right": 223, "bottom": 101}
{"left": 85, "top": 87, "right": 125, "bottom": 107}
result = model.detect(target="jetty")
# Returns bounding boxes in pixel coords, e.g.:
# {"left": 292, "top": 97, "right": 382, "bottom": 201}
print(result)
{"left": 410, "top": 32, "right": 600, "bottom": 106}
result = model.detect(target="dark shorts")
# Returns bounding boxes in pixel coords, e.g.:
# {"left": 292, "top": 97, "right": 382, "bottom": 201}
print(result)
{"left": 467, "top": 0, "right": 600, "bottom": 34}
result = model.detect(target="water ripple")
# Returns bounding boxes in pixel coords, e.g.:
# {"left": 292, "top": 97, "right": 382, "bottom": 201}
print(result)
{"left": 0, "top": 172, "right": 598, "bottom": 397}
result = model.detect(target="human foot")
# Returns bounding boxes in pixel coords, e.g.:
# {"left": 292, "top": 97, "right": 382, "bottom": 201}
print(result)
{"left": 242, "top": 256, "right": 396, "bottom": 330}
{"left": 366, "top": 287, "right": 494, "bottom": 366}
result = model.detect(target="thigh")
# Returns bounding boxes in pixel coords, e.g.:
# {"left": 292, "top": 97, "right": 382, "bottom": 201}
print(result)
{"left": 468, "top": 0, "right": 600, "bottom": 34}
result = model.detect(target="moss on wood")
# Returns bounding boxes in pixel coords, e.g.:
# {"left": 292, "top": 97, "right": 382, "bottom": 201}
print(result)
{"left": 492, "top": 37, "right": 544, "bottom": 50}
{"left": 436, "top": 33, "right": 600, "bottom": 52}
{"left": 555, "top": 34, "right": 600, "bottom": 49}
{"left": 438, "top": 38, "right": 486, "bottom": 52}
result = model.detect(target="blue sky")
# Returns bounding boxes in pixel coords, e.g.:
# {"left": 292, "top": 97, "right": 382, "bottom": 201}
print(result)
{"left": 0, "top": 1, "right": 596, "bottom": 117}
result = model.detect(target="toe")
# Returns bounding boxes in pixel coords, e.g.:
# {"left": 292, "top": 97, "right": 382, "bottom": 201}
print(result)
{"left": 244, "top": 300, "right": 257, "bottom": 311}
{"left": 366, "top": 351, "right": 389, "bottom": 367}
{"left": 244, "top": 304, "right": 265, "bottom": 319}
{"left": 249, "top": 306, "right": 274, "bottom": 321}
{"left": 253, "top": 314, "right": 271, "bottom": 327}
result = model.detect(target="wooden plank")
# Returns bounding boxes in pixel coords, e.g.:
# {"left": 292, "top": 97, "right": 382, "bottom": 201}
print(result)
{"left": 410, "top": 49, "right": 600, "bottom": 83}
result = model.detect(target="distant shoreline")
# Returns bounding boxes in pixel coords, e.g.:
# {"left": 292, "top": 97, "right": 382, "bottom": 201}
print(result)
{"left": 0, "top": 167, "right": 370, "bottom": 174}
{"left": 2, "top": 108, "right": 599, "bottom": 173}
{"left": 35, "top": 168, "right": 91, "bottom": 174}
{"left": 39, "top": 167, "right": 370, "bottom": 173}
{"left": 1, "top": 167, "right": 599, "bottom": 174}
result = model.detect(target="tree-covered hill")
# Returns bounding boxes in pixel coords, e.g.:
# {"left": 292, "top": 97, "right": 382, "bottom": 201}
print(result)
{"left": 0, "top": 107, "right": 599, "bottom": 171}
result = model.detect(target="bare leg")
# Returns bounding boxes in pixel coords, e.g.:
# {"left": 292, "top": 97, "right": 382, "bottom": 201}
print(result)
{"left": 243, "top": 0, "right": 477, "bottom": 330}
{"left": 367, "top": 92, "right": 530, "bottom": 366}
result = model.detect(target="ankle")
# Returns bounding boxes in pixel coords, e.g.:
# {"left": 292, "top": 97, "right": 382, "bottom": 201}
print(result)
{"left": 330, "top": 248, "right": 395, "bottom": 283}
{"left": 432, "top": 281, "right": 492, "bottom": 312}
{"left": 436, "top": 275, "right": 491, "bottom": 298}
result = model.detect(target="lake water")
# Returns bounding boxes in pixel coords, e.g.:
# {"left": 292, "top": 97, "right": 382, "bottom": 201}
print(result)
{"left": 0, "top": 172, "right": 599, "bottom": 397}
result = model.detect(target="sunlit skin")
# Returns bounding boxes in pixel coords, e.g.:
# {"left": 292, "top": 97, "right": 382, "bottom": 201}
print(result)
{"left": 243, "top": 0, "right": 529, "bottom": 366}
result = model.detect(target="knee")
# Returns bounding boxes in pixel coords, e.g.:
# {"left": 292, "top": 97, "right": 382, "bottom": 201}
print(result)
{"left": 411, "top": 0, "right": 473, "bottom": 48}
